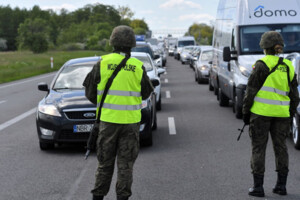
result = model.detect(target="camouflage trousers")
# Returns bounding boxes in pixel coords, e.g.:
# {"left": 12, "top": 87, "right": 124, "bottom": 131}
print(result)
{"left": 249, "top": 114, "right": 290, "bottom": 175}
{"left": 91, "top": 121, "right": 140, "bottom": 197}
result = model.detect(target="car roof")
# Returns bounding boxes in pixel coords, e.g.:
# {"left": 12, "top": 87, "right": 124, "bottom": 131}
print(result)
{"left": 200, "top": 46, "right": 213, "bottom": 51}
{"left": 131, "top": 52, "right": 150, "bottom": 57}
{"left": 64, "top": 56, "right": 101, "bottom": 66}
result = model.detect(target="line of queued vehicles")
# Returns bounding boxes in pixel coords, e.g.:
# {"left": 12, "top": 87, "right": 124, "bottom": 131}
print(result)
{"left": 170, "top": 33, "right": 300, "bottom": 150}
{"left": 36, "top": 36, "right": 168, "bottom": 150}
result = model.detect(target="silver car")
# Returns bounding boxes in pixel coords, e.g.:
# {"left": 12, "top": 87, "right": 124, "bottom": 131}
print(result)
{"left": 194, "top": 46, "right": 213, "bottom": 84}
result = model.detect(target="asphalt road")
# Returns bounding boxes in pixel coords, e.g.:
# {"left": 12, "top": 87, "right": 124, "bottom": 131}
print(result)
{"left": 1, "top": 57, "right": 300, "bottom": 200}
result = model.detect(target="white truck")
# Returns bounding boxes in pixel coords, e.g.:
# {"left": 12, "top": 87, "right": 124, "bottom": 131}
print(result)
{"left": 211, "top": 0, "right": 300, "bottom": 118}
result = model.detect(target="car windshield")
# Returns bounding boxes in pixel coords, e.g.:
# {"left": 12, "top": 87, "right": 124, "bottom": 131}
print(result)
{"left": 183, "top": 46, "right": 195, "bottom": 53}
{"left": 201, "top": 50, "right": 213, "bottom": 61}
{"left": 131, "top": 46, "right": 154, "bottom": 59}
{"left": 240, "top": 24, "right": 300, "bottom": 55}
{"left": 53, "top": 64, "right": 93, "bottom": 90}
{"left": 178, "top": 40, "right": 195, "bottom": 47}
{"left": 133, "top": 56, "right": 153, "bottom": 72}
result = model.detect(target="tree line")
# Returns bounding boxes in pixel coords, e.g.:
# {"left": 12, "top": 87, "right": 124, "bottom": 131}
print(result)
{"left": 0, "top": 4, "right": 149, "bottom": 53}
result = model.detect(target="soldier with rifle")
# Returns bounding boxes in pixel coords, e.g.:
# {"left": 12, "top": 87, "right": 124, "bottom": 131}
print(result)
{"left": 83, "top": 25, "right": 154, "bottom": 200}
{"left": 242, "top": 31, "right": 299, "bottom": 197}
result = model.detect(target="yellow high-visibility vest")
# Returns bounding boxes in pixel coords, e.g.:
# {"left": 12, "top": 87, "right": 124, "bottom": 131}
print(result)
{"left": 250, "top": 55, "right": 294, "bottom": 117}
{"left": 96, "top": 53, "right": 143, "bottom": 124}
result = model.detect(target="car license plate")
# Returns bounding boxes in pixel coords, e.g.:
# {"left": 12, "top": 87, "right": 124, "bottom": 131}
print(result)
{"left": 73, "top": 124, "right": 94, "bottom": 133}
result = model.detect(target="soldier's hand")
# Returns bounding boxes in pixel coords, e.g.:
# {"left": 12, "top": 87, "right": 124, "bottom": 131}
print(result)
{"left": 243, "top": 113, "right": 250, "bottom": 125}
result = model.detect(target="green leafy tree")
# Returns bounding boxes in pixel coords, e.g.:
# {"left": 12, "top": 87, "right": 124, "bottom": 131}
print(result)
{"left": 186, "top": 23, "right": 213, "bottom": 45}
{"left": 130, "top": 19, "right": 148, "bottom": 30}
{"left": 17, "top": 18, "right": 49, "bottom": 53}
{"left": 117, "top": 6, "right": 134, "bottom": 20}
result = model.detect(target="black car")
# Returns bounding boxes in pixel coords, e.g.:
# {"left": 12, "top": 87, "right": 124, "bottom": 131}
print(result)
{"left": 36, "top": 56, "right": 157, "bottom": 150}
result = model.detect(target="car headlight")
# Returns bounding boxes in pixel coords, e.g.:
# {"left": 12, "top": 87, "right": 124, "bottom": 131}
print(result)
{"left": 239, "top": 66, "right": 251, "bottom": 77}
{"left": 201, "top": 65, "right": 209, "bottom": 70}
{"left": 142, "top": 100, "right": 148, "bottom": 109}
{"left": 38, "top": 104, "right": 62, "bottom": 117}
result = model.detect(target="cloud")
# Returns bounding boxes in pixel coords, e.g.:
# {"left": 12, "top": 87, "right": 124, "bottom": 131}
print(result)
{"left": 140, "top": 10, "right": 154, "bottom": 14}
{"left": 160, "top": 0, "right": 202, "bottom": 9}
{"left": 179, "top": 14, "right": 215, "bottom": 23}
{"left": 41, "top": 4, "right": 77, "bottom": 12}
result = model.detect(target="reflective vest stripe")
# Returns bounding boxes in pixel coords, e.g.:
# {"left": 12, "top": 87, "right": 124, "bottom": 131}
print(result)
{"left": 254, "top": 96, "right": 290, "bottom": 106}
{"left": 260, "top": 86, "right": 289, "bottom": 96}
{"left": 97, "top": 102, "right": 142, "bottom": 110}
{"left": 97, "top": 89, "right": 141, "bottom": 97}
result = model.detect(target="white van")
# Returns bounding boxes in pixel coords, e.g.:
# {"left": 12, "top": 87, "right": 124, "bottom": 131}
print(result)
{"left": 174, "top": 36, "right": 196, "bottom": 60}
{"left": 212, "top": 0, "right": 300, "bottom": 118}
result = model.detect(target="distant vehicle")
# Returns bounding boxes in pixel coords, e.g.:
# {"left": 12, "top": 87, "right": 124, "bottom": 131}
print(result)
{"left": 174, "top": 36, "right": 196, "bottom": 60}
{"left": 180, "top": 45, "right": 196, "bottom": 64}
{"left": 286, "top": 52, "right": 300, "bottom": 150}
{"left": 131, "top": 41, "right": 162, "bottom": 67}
{"left": 212, "top": 0, "right": 300, "bottom": 119}
{"left": 36, "top": 56, "right": 159, "bottom": 149}
{"left": 166, "top": 37, "right": 178, "bottom": 56}
{"left": 194, "top": 46, "right": 213, "bottom": 84}
{"left": 135, "top": 35, "right": 146, "bottom": 41}
{"left": 189, "top": 46, "right": 201, "bottom": 69}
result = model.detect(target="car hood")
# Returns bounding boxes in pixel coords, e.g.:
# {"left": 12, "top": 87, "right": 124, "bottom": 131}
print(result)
{"left": 238, "top": 54, "right": 264, "bottom": 72}
{"left": 46, "top": 90, "right": 95, "bottom": 110}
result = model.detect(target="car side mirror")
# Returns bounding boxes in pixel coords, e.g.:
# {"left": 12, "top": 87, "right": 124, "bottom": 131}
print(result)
{"left": 157, "top": 67, "right": 166, "bottom": 76}
{"left": 154, "top": 54, "right": 160, "bottom": 59}
{"left": 38, "top": 82, "right": 49, "bottom": 92}
{"left": 151, "top": 79, "right": 159, "bottom": 87}
{"left": 175, "top": 45, "right": 177, "bottom": 49}
{"left": 223, "top": 46, "right": 237, "bottom": 62}
{"left": 208, "top": 61, "right": 213, "bottom": 65}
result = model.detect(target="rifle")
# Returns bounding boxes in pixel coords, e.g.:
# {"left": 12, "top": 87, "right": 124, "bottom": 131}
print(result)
{"left": 237, "top": 123, "right": 247, "bottom": 141}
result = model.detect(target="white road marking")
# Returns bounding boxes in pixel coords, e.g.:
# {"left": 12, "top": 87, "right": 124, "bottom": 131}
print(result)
{"left": 166, "top": 91, "right": 171, "bottom": 98}
{"left": 165, "top": 79, "right": 169, "bottom": 83}
{"left": 0, "top": 100, "right": 6, "bottom": 105}
{"left": 168, "top": 117, "right": 176, "bottom": 135}
{"left": 0, "top": 73, "right": 55, "bottom": 90}
{"left": 0, "top": 108, "right": 36, "bottom": 131}
{"left": 65, "top": 162, "right": 89, "bottom": 200}
{"left": 164, "top": 71, "right": 167, "bottom": 75}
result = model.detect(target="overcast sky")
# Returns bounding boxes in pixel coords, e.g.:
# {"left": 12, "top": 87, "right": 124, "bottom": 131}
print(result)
{"left": 3, "top": 0, "right": 218, "bottom": 37}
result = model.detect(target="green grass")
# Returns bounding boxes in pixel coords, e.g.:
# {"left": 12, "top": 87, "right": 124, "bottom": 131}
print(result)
{"left": 0, "top": 50, "right": 106, "bottom": 84}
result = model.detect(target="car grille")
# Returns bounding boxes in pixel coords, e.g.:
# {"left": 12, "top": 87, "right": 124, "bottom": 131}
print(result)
{"left": 64, "top": 111, "right": 96, "bottom": 120}
{"left": 58, "top": 130, "right": 89, "bottom": 140}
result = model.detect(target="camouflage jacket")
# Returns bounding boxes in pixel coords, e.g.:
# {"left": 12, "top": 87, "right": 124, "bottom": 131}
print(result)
{"left": 243, "top": 59, "right": 299, "bottom": 116}
{"left": 83, "top": 59, "right": 154, "bottom": 105}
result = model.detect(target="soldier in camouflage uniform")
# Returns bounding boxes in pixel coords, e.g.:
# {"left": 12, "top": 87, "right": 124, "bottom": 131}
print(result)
{"left": 83, "top": 26, "right": 153, "bottom": 200}
{"left": 243, "top": 31, "right": 299, "bottom": 197}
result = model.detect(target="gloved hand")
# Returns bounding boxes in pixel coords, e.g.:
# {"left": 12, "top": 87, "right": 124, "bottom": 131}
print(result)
{"left": 243, "top": 113, "right": 251, "bottom": 125}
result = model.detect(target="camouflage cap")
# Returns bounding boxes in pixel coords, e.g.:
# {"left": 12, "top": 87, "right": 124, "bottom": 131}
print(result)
{"left": 259, "top": 31, "right": 284, "bottom": 49}
{"left": 109, "top": 25, "right": 136, "bottom": 48}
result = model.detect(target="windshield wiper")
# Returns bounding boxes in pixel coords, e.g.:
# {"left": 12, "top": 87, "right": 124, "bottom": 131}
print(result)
{"left": 53, "top": 87, "right": 84, "bottom": 90}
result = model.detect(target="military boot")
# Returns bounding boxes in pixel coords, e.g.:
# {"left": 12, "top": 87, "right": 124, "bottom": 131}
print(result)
{"left": 273, "top": 173, "right": 287, "bottom": 195}
{"left": 248, "top": 174, "right": 265, "bottom": 197}
{"left": 117, "top": 196, "right": 128, "bottom": 200}
{"left": 93, "top": 195, "right": 104, "bottom": 200}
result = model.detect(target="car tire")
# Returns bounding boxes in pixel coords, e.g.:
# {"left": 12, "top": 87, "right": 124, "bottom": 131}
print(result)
{"left": 218, "top": 88, "right": 229, "bottom": 107}
{"left": 156, "top": 93, "right": 162, "bottom": 111}
{"left": 39, "top": 142, "right": 54, "bottom": 150}
{"left": 152, "top": 110, "right": 157, "bottom": 130}
{"left": 208, "top": 78, "right": 214, "bottom": 91}
{"left": 195, "top": 70, "right": 198, "bottom": 82}
{"left": 142, "top": 130, "right": 153, "bottom": 147}
{"left": 292, "top": 114, "right": 300, "bottom": 150}
{"left": 233, "top": 95, "right": 243, "bottom": 119}
{"left": 197, "top": 71, "right": 203, "bottom": 84}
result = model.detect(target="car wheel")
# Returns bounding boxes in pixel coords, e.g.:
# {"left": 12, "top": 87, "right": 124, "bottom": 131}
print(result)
{"left": 197, "top": 72, "right": 202, "bottom": 84}
{"left": 218, "top": 88, "right": 229, "bottom": 107}
{"left": 233, "top": 95, "right": 243, "bottom": 119}
{"left": 292, "top": 114, "right": 300, "bottom": 150}
{"left": 208, "top": 78, "right": 214, "bottom": 91}
{"left": 156, "top": 93, "right": 162, "bottom": 111}
{"left": 39, "top": 142, "right": 54, "bottom": 150}
{"left": 195, "top": 70, "right": 198, "bottom": 82}
{"left": 152, "top": 110, "right": 157, "bottom": 130}
{"left": 181, "top": 60, "right": 185, "bottom": 64}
